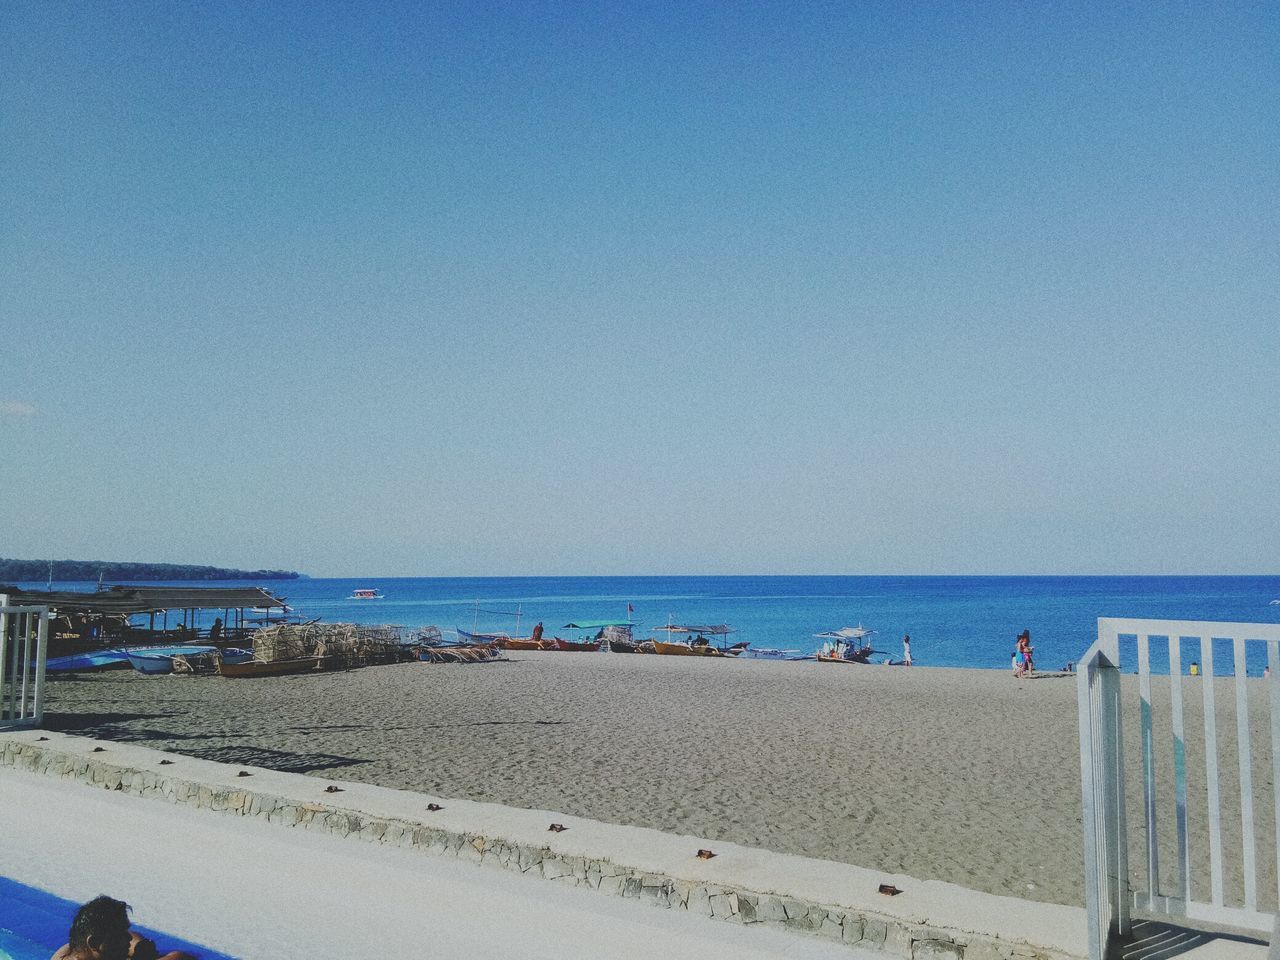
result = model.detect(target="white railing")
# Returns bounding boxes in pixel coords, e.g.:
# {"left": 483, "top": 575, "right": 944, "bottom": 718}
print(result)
{"left": 1078, "top": 622, "right": 1128, "bottom": 959}
{"left": 1079, "top": 618, "right": 1280, "bottom": 960}
{"left": 0, "top": 601, "right": 49, "bottom": 729}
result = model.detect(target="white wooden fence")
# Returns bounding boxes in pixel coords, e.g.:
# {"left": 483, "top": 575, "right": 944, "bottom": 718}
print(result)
{"left": 1078, "top": 618, "right": 1280, "bottom": 959}
{"left": 0, "top": 600, "right": 49, "bottom": 729}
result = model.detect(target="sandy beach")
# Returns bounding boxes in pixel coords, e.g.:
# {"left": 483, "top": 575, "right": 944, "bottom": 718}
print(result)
{"left": 39, "top": 654, "right": 1277, "bottom": 912}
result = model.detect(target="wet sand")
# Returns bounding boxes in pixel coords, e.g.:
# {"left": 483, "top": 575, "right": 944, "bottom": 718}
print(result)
{"left": 39, "top": 653, "right": 1276, "bottom": 910}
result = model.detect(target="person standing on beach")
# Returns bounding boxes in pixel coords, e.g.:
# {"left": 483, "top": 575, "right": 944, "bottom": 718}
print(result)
{"left": 1016, "top": 630, "right": 1034, "bottom": 676}
{"left": 902, "top": 634, "right": 912, "bottom": 666}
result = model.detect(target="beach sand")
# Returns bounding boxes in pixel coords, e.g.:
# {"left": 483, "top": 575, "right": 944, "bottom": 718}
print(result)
{"left": 40, "top": 654, "right": 1278, "bottom": 911}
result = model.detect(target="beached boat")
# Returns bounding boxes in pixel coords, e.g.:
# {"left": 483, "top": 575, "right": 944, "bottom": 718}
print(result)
{"left": 502, "top": 636, "right": 554, "bottom": 650}
{"left": 457, "top": 626, "right": 516, "bottom": 645}
{"left": 217, "top": 656, "right": 331, "bottom": 678}
{"left": 350, "top": 589, "right": 383, "bottom": 600}
{"left": 550, "top": 637, "right": 603, "bottom": 652}
{"left": 814, "top": 626, "right": 880, "bottom": 664}
{"left": 650, "top": 639, "right": 705, "bottom": 656}
{"left": 125, "top": 645, "right": 218, "bottom": 675}
{"left": 45, "top": 650, "right": 133, "bottom": 672}
{"left": 459, "top": 600, "right": 530, "bottom": 646}
{"left": 489, "top": 622, "right": 554, "bottom": 650}
{"left": 554, "top": 619, "right": 636, "bottom": 653}
{"left": 738, "top": 648, "right": 803, "bottom": 660}
{"left": 649, "top": 623, "right": 746, "bottom": 656}
{"left": 599, "top": 622, "right": 639, "bottom": 653}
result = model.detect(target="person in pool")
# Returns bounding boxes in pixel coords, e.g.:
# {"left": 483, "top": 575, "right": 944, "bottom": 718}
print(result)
{"left": 52, "top": 896, "right": 192, "bottom": 960}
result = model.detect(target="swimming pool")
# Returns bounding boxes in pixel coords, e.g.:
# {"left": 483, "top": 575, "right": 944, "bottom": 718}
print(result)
{"left": 0, "top": 877, "right": 235, "bottom": 960}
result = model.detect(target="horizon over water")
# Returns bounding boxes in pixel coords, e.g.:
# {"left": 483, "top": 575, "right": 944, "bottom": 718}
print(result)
{"left": 24, "top": 575, "right": 1280, "bottom": 675}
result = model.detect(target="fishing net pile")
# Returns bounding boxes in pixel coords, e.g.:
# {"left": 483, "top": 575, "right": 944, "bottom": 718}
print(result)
{"left": 405, "top": 626, "right": 443, "bottom": 646}
{"left": 420, "top": 644, "right": 501, "bottom": 663}
{"left": 170, "top": 650, "right": 223, "bottom": 675}
{"left": 251, "top": 622, "right": 408, "bottom": 667}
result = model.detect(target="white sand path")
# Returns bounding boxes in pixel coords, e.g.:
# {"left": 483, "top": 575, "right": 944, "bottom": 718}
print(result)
{"left": 0, "top": 768, "right": 870, "bottom": 960}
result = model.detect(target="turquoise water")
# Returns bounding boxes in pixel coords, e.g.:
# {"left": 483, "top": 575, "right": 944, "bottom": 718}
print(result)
{"left": 27, "top": 575, "right": 1280, "bottom": 674}
{"left": 0, "top": 928, "right": 39, "bottom": 960}
{"left": 0, "top": 877, "right": 233, "bottom": 960}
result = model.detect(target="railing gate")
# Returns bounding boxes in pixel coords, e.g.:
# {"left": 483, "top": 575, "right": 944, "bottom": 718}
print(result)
{"left": 0, "top": 599, "right": 49, "bottom": 729}
{"left": 1079, "top": 618, "right": 1280, "bottom": 959}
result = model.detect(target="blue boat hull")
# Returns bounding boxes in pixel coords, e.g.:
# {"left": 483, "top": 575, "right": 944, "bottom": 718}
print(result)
{"left": 45, "top": 651, "right": 132, "bottom": 673}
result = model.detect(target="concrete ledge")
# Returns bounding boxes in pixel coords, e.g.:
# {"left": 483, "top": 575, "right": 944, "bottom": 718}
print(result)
{"left": 0, "top": 730, "right": 1085, "bottom": 960}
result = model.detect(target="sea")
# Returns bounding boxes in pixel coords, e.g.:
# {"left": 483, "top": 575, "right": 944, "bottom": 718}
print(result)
{"left": 22, "top": 575, "right": 1280, "bottom": 675}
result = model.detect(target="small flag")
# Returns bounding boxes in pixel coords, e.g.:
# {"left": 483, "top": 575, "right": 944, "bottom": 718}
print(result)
{"left": 627, "top": 603, "right": 634, "bottom": 614}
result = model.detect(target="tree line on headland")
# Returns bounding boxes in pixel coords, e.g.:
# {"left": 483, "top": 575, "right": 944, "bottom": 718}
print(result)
{"left": 0, "top": 558, "right": 301, "bottom": 582}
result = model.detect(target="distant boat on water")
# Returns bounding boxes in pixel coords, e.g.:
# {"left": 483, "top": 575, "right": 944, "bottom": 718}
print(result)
{"left": 350, "top": 589, "right": 383, "bottom": 600}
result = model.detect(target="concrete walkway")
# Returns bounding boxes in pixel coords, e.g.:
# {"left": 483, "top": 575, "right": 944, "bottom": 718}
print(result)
{"left": 0, "top": 768, "right": 870, "bottom": 960}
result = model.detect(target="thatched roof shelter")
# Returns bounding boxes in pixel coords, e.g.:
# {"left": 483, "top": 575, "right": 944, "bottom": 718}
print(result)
{"left": 0, "top": 585, "right": 288, "bottom": 616}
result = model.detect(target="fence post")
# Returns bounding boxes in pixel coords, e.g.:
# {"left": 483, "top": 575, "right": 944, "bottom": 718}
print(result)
{"left": 31, "top": 608, "right": 48, "bottom": 723}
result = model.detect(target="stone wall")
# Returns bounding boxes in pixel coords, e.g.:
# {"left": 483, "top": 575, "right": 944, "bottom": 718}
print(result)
{"left": 0, "top": 732, "right": 1083, "bottom": 960}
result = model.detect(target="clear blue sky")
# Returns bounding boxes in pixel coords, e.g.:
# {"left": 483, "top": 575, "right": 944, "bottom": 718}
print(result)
{"left": 2, "top": 2, "right": 1277, "bottom": 576}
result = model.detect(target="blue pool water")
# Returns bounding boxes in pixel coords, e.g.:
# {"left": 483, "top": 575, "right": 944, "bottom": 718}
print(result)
{"left": 25, "top": 574, "right": 1280, "bottom": 675}
{"left": 0, "top": 878, "right": 233, "bottom": 960}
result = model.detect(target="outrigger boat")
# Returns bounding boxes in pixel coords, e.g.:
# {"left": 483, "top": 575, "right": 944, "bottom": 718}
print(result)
{"left": 738, "top": 647, "right": 804, "bottom": 660}
{"left": 456, "top": 624, "right": 553, "bottom": 649}
{"left": 457, "top": 626, "right": 516, "bottom": 645}
{"left": 350, "top": 588, "right": 383, "bottom": 600}
{"left": 648, "top": 623, "right": 747, "bottom": 657}
{"left": 814, "top": 625, "right": 879, "bottom": 664}
{"left": 555, "top": 619, "right": 637, "bottom": 652}
{"left": 497, "top": 622, "right": 555, "bottom": 650}
{"left": 550, "top": 637, "right": 602, "bottom": 652}
{"left": 458, "top": 600, "right": 543, "bottom": 648}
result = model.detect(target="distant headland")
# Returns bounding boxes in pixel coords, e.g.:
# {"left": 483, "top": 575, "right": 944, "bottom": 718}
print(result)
{"left": 0, "top": 558, "right": 302, "bottom": 582}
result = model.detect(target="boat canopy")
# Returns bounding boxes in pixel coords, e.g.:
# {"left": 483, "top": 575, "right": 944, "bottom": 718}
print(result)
{"left": 814, "top": 626, "right": 875, "bottom": 640}
{"left": 561, "top": 620, "right": 634, "bottom": 630}
{"left": 655, "top": 624, "right": 736, "bottom": 635}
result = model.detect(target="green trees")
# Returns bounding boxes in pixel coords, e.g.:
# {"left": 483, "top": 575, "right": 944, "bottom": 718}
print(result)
{"left": 0, "top": 559, "right": 300, "bottom": 582}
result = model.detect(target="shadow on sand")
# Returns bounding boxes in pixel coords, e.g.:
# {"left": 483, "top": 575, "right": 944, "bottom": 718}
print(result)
{"left": 174, "top": 744, "right": 369, "bottom": 774}
{"left": 1123, "top": 917, "right": 1267, "bottom": 960}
